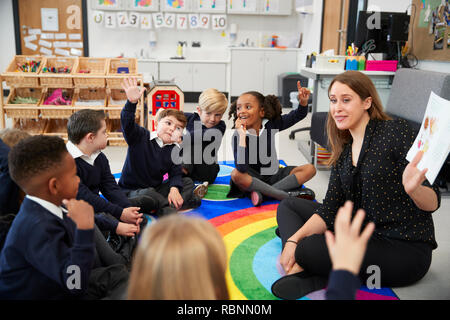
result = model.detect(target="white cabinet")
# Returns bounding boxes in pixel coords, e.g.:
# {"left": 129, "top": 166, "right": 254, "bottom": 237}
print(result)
{"left": 228, "top": 0, "right": 292, "bottom": 15}
{"left": 159, "top": 62, "right": 227, "bottom": 92}
{"left": 137, "top": 60, "right": 159, "bottom": 83}
{"left": 231, "top": 49, "right": 298, "bottom": 97}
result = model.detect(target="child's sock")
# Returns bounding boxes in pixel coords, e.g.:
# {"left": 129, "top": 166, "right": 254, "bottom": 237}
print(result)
{"left": 249, "top": 177, "right": 289, "bottom": 201}
{"left": 271, "top": 174, "right": 301, "bottom": 191}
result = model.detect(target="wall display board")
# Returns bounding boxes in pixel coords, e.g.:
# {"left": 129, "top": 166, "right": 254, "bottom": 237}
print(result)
{"left": 14, "top": 0, "right": 88, "bottom": 57}
{"left": 409, "top": 0, "right": 449, "bottom": 61}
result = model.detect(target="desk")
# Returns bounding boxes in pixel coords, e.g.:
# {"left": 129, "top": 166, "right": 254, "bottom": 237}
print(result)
{"left": 298, "top": 68, "right": 396, "bottom": 167}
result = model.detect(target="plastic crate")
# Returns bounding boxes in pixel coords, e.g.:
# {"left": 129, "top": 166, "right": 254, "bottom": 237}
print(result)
{"left": 365, "top": 60, "right": 398, "bottom": 72}
{"left": 315, "top": 55, "right": 346, "bottom": 70}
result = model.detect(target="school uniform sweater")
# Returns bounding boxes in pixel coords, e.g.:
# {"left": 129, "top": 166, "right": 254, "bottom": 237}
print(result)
{"left": 0, "top": 197, "right": 95, "bottom": 299}
{"left": 0, "top": 139, "right": 20, "bottom": 215}
{"left": 67, "top": 142, "right": 131, "bottom": 232}
{"left": 325, "top": 270, "right": 361, "bottom": 300}
{"left": 183, "top": 112, "right": 226, "bottom": 164}
{"left": 232, "top": 105, "right": 308, "bottom": 175}
{"left": 118, "top": 101, "right": 183, "bottom": 192}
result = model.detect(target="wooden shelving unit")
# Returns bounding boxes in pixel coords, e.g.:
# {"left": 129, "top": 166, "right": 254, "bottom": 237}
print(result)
{"left": 0, "top": 56, "right": 144, "bottom": 146}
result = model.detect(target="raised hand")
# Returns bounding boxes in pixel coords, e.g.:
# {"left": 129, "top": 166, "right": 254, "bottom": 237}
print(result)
{"left": 402, "top": 151, "right": 428, "bottom": 196}
{"left": 297, "top": 81, "right": 311, "bottom": 107}
{"left": 122, "top": 77, "right": 146, "bottom": 104}
{"left": 325, "top": 201, "right": 375, "bottom": 275}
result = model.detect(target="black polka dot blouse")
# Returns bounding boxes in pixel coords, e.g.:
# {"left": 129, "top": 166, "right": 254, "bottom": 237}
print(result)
{"left": 315, "top": 119, "right": 440, "bottom": 249}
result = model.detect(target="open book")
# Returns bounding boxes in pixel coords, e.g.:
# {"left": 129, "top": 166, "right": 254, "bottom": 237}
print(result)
{"left": 406, "top": 92, "right": 450, "bottom": 185}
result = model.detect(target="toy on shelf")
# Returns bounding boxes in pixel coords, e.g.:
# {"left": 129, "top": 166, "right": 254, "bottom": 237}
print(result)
{"left": 147, "top": 80, "right": 184, "bottom": 131}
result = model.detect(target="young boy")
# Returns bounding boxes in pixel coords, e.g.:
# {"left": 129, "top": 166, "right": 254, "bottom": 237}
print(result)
{"left": 66, "top": 109, "right": 149, "bottom": 239}
{"left": 181, "top": 88, "right": 228, "bottom": 198}
{"left": 119, "top": 77, "right": 200, "bottom": 216}
{"left": 0, "top": 135, "right": 96, "bottom": 299}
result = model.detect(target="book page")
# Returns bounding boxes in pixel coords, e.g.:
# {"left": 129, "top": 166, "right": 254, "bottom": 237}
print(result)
{"left": 406, "top": 92, "right": 450, "bottom": 184}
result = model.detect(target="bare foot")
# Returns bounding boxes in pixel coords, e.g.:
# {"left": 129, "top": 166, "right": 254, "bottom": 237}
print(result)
{"left": 287, "top": 262, "right": 304, "bottom": 275}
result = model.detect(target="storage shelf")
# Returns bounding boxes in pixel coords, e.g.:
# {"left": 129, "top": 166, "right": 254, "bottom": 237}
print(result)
{"left": 1, "top": 56, "right": 145, "bottom": 146}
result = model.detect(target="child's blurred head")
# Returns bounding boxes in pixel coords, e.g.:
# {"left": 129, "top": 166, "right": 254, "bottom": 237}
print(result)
{"left": 8, "top": 135, "right": 79, "bottom": 201}
{"left": 67, "top": 109, "right": 108, "bottom": 151}
{"left": 0, "top": 128, "right": 31, "bottom": 148}
{"left": 197, "top": 88, "right": 228, "bottom": 128}
{"left": 155, "top": 109, "right": 187, "bottom": 144}
{"left": 228, "top": 91, "right": 282, "bottom": 129}
{"left": 128, "top": 214, "right": 229, "bottom": 300}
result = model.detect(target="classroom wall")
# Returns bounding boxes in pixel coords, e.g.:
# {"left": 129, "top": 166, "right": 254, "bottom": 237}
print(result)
{"left": 86, "top": 3, "right": 304, "bottom": 61}
{"left": 0, "top": 0, "right": 16, "bottom": 76}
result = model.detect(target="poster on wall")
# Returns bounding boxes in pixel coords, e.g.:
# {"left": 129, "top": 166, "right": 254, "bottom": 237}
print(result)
{"left": 91, "top": 0, "right": 123, "bottom": 10}
{"left": 228, "top": 0, "right": 257, "bottom": 13}
{"left": 197, "top": 0, "right": 227, "bottom": 12}
{"left": 263, "top": 0, "right": 280, "bottom": 14}
{"left": 163, "top": 0, "right": 189, "bottom": 12}
{"left": 130, "top": 0, "right": 159, "bottom": 11}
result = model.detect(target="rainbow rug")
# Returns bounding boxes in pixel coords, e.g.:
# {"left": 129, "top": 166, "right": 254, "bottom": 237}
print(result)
{"left": 115, "top": 161, "right": 399, "bottom": 300}
{"left": 183, "top": 161, "right": 399, "bottom": 300}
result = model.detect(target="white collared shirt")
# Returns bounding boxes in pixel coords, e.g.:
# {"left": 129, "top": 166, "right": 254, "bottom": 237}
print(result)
{"left": 66, "top": 141, "right": 101, "bottom": 166}
{"left": 149, "top": 131, "right": 180, "bottom": 148}
{"left": 26, "top": 195, "right": 67, "bottom": 220}
{"left": 246, "top": 118, "right": 269, "bottom": 137}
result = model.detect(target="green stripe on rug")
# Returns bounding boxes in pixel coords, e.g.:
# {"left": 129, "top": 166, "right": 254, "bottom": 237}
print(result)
{"left": 229, "top": 226, "right": 278, "bottom": 300}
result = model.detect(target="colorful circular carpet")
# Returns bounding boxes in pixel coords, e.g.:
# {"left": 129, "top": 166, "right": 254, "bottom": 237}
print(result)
{"left": 184, "top": 161, "right": 399, "bottom": 300}
{"left": 115, "top": 161, "right": 399, "bottom": 300}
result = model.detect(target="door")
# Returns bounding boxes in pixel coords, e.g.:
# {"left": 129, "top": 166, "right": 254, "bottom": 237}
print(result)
{"left": 15, "top": 0, "right": 87, "bottom": 57}
{"left": 230, "top": 50, "right": 264, "bottom": 96}
{"left": 321, "top": 0, "right": 350, "bottom": 55}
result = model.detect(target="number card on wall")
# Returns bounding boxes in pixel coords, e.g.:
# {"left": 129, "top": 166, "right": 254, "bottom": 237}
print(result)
{"left": 153, "top": 12, "right": 165, "bottom": 28}
{"left": 199, "top": 14, "right": 210, "bottom": 29}
{"left": 105, "top": 12, "right": 117, "bottom": 28}
{"left": 177, "top": 14, "right": 188, "bottom": 29}
{"left": 128, "top": 12, "right": 140, "bottom": 27}
{"left": 140, "top": 13, "right": 153, "bottom": 29}
{"left": 189, "top": 14, "right": 200, "bottom": 29}
{"left": 212, "top": 14, "right": 227, "bottom": 30}
{"left": 165, "top": 13, "right": 176, "bottom": 28}
{"left": 93, "top": 11, "right": 105, "bottom": 24}
{"left": 117, "top": 12, "right": 130, "bottom": 27}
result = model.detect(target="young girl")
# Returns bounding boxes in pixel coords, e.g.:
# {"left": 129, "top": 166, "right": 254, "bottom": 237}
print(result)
{"left": 228, "top": 82, "right": 316, "bottom": 206}
{"left": 127, "top": 215, "right": 229, "bottom": 300}
{"left": 272, "top": 71, "right": 440, "bottom": 300}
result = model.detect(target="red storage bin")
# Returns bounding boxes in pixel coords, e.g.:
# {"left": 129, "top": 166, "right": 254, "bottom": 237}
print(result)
{"left": 365, "top": 60, "right": 398, "bottom": 72}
